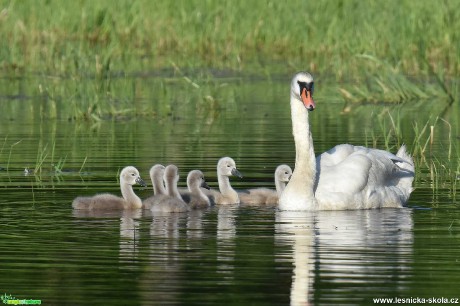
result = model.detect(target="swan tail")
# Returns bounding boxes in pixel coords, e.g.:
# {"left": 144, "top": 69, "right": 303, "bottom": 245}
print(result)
{"left": 394, "top": 144, "right": 415, "bottom": 199}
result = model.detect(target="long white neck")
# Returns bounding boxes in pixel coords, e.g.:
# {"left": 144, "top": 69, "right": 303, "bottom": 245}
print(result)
{"left": 152, "top": 172, "right": 166, "bottom": 195}
{"left": 189, "top": 183, "right": 211, "bottom": 204}
{"left": 275, "top": 177, "right": 287, "bottom": 196}
{"left": 218, "top": 174, "right": 239, "bottom": 202}
{"left": 120, "top": 180, "right": 142, "bottom": 209}
{"left": 278, "top": 93, "right": 317, "bottom": 210}
{"left": 166, "top": 177, "right": 182, "bottom": 200}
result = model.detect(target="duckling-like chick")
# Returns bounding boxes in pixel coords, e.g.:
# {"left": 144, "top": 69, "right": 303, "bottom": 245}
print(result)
{"left": 208, "top": 157, "right": 243, "bottom": 205}
{"left": 142, "top": 164, "right": 167, "bottom": 210}
{"left": 239, "top": 164, "right": 292, "bottom": 205}
{"left": 186, "top": 170, "right": 211, "bottom": 209}
{"left": 72, "top": 166, "right": 146, "bottom": 210}
{"left": 150, "top": 164, "right": 189, "bottom": 213}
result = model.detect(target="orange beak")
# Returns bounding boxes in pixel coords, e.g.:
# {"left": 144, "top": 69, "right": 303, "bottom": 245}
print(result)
{"left": 300, "top": 88, "right": 315, "bottom": 111}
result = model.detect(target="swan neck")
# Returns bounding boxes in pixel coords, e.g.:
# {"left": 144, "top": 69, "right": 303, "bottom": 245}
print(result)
{"left": 120, "top": 180, "right": 142, "bottom": 209}
{"left": 292, "top": 95, "right": 315, "bottom": 166}
{"left": 275, "top": 178, "right": 286, "bottom": 196}
{"left": 218, "top": 174, "right": 239, "bottom": 203}
{"left": 189, "top": 184, "right": 210, "bottom": 203}
{"left": 218, "top": 175, "right": 234, "bottom": 196}
{"left": 278, "top": 94, "right": 317, "bottom": 210}
{"left": 153, "top": 174, "right": 166, "bottom": 195}
{"left": 166, "top": 177, "right": 182, "bottom": 200}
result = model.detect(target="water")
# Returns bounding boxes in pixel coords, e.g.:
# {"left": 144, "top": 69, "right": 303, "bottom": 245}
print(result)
{"left": 0, "top": 72, "right": 459, "bottom": 305}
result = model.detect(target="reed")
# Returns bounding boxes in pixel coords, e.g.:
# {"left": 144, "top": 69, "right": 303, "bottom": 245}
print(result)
{"left": 34, "top": 143, "right": 49, "bottom": 174}
{"left": 365, "top": 112, "right": 459, "bottom": 199}
{"left": 339, "top": 56, "right": 456, "bottom": 108}
{"left": 0, "top": 136, "right": 7, "bottom": 164}
{"left": 1, "top": 0, "right": 459, "bottom": 79}
{"left": 1, "top": 1, "right": 458, "bottom": 120}
{"left": 6, "top": 140, "right": 22, "bottom": 172}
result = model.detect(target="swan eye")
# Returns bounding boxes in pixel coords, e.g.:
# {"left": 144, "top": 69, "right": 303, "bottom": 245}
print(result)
{"left": 285, "top": 171, "right": 289, "bottom": 175}
{"left": 297, "top": 81, "right": 314, "bottom": 95}
{"left": 131, "top": 173, "right": 136, "bottom": 176}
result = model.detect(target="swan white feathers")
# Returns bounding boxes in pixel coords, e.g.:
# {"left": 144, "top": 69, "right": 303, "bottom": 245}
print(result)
{"left": 278, "top": 72, "right": 414, "bottom": 211}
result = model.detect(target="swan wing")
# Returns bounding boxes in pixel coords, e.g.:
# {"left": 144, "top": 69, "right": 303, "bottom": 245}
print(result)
{"left": 315, "top": 145, "right": 414, "bottom": 209}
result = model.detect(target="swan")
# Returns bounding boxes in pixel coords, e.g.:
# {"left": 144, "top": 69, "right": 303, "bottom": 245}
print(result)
{"left": 278, "top": 72, "right": 415, "bottom": 211}
{"left": 239, "top": 164, "right": 292, "bottom": 205}
{"left": 149, "top": 164, "right": 190, "bottom": 213}
{"left": 72, "top": 166, "right": 147, "bottom": 210}
{"left": 142, "top": 164, "right": 167, "bottom": 210}
{"left": 186, "top": 170, "right": 212, "bottom": 209}
{"left": 208, "top": 157, "right": 243, "bottom": 205}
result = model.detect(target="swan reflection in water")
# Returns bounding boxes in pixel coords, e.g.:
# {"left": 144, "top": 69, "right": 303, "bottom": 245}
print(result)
{"left": 72, "top": 209, "right": 142, "bottom": 264}
{"left": 275, "top": 208, "right": 413, "bottom": 305}
{"left": 216, "top": 204, "right": 238, "bottom": 283}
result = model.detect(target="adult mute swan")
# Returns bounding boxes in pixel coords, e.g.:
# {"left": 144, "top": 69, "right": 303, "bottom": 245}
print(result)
{"left": 239, "top": 164, "right": 292, "bottom": 205}
{"left": 278, "top": 72, "right": 415, "bottom": 211}
{"left": 72, "top": 166, "right": 147, "bottom": 210}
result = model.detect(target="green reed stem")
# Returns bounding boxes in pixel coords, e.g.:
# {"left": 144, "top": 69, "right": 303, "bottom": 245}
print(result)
{"left": 7, "top": 140, "right": 22, "bottom": 172}
{"left": 79, "top": 156, "right": 88, "bottom": 173}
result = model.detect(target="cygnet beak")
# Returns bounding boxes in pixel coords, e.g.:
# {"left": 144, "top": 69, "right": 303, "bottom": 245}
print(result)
{"left": 136, "top": 177, "right": 147, "bottom": 187}
{"left": 231, "top": 168, "right": 243, "bottom": 178}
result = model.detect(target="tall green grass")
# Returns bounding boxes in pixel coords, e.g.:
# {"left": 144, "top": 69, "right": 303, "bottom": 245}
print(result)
{"left": 1, "top": 0, "right": 458, "bottom": 121}
{"left": 1, "top": 0, "right": 459, "bottom": 79}
{"left": 365, "top": 111, "right": 460, "bottom": 198}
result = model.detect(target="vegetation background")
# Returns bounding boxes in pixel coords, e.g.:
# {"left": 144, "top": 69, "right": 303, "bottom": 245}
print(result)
{"left": 1, "top": 0, "right": 458, "bottom": 77}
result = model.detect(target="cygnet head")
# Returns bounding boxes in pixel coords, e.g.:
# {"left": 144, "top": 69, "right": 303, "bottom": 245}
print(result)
{"left": 120, "top": 166, "right": 147, "bottom": 187}
{"left": 275, "top": 164, "right": 293, "bottom": 183}
{"left": 149, "top": 164, "right": 165, "bottom": 180}
{"left": 217, "top": 157, "right": 243, "bottom": 178}
{"left": 291, "top": 72, "right": 315, "bottom": 111}
{"left": 164, "top": 164, "right": 180, "bottom": 184}
{"left": 187, "top": 170, "right": 210, "bottom": 190}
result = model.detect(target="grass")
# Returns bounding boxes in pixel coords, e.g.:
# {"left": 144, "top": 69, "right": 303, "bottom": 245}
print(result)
{"left": 1, "top": 0, "right": 459, "bottom": 78}
{"left": 339, "top": 56, "right": 458, "bottom": 110}
{"left": 365, "top": 111, "right": 460, "bottom": 198}
{"left": 1, "top": 0, "right": 459, "bottom": 120}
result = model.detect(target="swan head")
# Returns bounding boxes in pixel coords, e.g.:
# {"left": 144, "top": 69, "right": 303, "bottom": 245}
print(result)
{"left": 164, "top": 164, "right": 180, "bottom": 185}
{"left": 187, "top": 170, "right": 211, "bottom": 190}
{"left": 275, "top": 164, "right": 293, "bottom": 183}
{"left": 120, "top": 166, "right": 147, "bottom": 187}
{"left": 217, "top": 157, "right": 243, "bottom": 178}
{"left": 149, "top": 164, "right": 165, "bottom": 180}
{"left": 291, "top": 72, "right": 315, "bottom": 111}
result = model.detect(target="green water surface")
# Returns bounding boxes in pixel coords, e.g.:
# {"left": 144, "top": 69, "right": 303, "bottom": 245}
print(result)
{"left": 0, "top": 72, "right": 459, "bottom": 305}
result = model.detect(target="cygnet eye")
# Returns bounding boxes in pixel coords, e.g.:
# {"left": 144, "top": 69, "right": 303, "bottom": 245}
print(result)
{"left": 131, "top": 173, "right": 136, "bottom": 176}
{"left": 285, "top": 171, "right": 289, "bottom": 175}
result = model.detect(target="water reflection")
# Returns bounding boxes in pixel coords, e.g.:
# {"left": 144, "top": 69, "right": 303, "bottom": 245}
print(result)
{"left": 275, "top": 209, "right": 413, "bottom": 305}
{"left": 142, "top": 213, "right": 188, "bottom": 305}
{"left": 216, "top": 204, "right": 238, "bottom": 283}
{"left": 186, "top": 209, "right": 206, "bottom": 240}
{"left": 119, "top": 210, "right": 141, "bottom": 264}
{"left": 276, "top": 211, "right": 314, "bottom": 305}
{"left": 72, "top": 209, "right": 142, "bottom": 264}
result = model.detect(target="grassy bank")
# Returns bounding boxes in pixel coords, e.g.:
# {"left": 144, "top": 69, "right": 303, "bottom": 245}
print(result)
{"left": 0, "top": 0, "right": 459, "bottom": 79}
